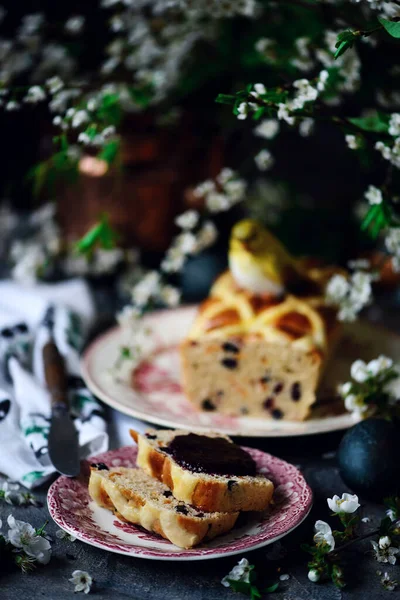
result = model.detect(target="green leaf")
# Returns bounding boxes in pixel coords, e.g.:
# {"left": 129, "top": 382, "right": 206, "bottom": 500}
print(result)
{"left": 76, "top": 213, "right": 119, "bottom": 254}
{"left": 28, "top": 161, "right": 50, "bottom": 197}
{"left": 301, "top": 543, "right": 317, "bottom": 554}
{"left": 361, "top": 204, "right": 380, "bottom": 231}
{"left": 378, "top": 16, "right": 400, "bottom": 38}
{"left": 99, "top": 139, "right": 120, "bottom": 165}
{"left": 264, "top": 582, "right": 279, "bottom": 593}
{"left": 250, "top": 584, "right": 262, "bottom": 599}
{"left": 334, "top": 30, "right": 357, "bottom": 59}
{"left": 96, "top": 93, "right": 122, "bottom": 126}
{"left": 334, "top": 40, "right": 350, "bottom": 59}
{"left": 226, "top": 579, "right": 252, "bottom": 595}
{"left": 75, "top": 221, "right": 104, "bottom": 254}
{"left": 253, "top": 107, "right": 265, "bottom": 120}
{"left": 348, "top": 113, "right": 389, "bottom": 133}
{"left": 128, "top": 84, "right": 154, "bottom": 108}
{"left": 215, "top": 93, "right": 236, "bottom": 105}
{"left": 21, "top": 471, "right": 45, "bottom": 484}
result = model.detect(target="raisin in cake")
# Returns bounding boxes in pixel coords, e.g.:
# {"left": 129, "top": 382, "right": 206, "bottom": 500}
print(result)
{"left": 89, "top": 464, "right": 238, "bottom": 549}
{"left": 180, "top": 271, "right": 340, "bottom": 421}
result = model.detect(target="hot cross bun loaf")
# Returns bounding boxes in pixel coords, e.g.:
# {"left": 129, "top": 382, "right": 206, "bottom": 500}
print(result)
{"left": 180, "top": 271, "right": 340, "bottom": 421}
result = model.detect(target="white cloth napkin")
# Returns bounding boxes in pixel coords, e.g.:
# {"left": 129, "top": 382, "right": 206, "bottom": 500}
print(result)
{"left": 0, "top": 279, "right": 109, "bottom": 488}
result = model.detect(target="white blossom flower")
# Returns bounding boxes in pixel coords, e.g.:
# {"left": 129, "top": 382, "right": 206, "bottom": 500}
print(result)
{"left": 69, "top": 570, "right": 93, "bottom": 594}
{"left": 371, "top": 537, "right": 399, "bottom": 565}
{"left": 196, "top": 221, "right": 218, "bottom": 251}
{"left": 379, "top": 571, "right": 398, "bottom": 592}
{"left": 317, "top": 69, "right": 329, "bottom": 91}
{"left": 367, "top": 355, "right": 393, "bottom": 376}
{"left": 326, "top": 270, "right": 375, "bottom": 322}
{"left": 255, "top": 38, "right": 276, "bottom": 62}
{"left": 175, "top": 210, "right": 199, "bottom": 230}
{"left": 365, "top": 185, "right": 383, "bottom": 205}
{"left": 361, "top": 517, "right": 370, "bottom": 523}
{"left": 192, "top": 180, "right": 216, "bottom": 198}
{"left": 0, "top": 481, "right": 23, "bottom": 505}
{"left": 255, "top": 38, "right": 274, "bottom": 54}
{"left": 251, "top": 83, "right": 267, "bottom": 97}
{"left": 11, "top": 244, "right": 47, "bottom": 285}
{"left": 78, "top": 132, "right": 91, "bottom": 145}
{"left": 206, "top": 192, "right": 230, "bottom": 212}
{"left": 161, "top": 246, "right": 186, "bottom": 273}
{"left": 313, "top": 520, "right": 335, "bottom": 551}
{"left": 299, "top": 118, "right": 314, "bottom": 137}
{"left": 24, "top": 86, "right": 46, "bottom": 103}
{"left": 326, "top": 274, "right": 349, "bottom": 301}
{"left": 389, "top": 113, "right": 400, "bottom": 137}
{"left": 216, "top": 168, "right": 234, "bottom": 185}
{"left": 7, "top": 515, "right": 51, "bottom": 564}
{"left": 224, "top": 179, "right": 247, "bottom": 202}
{"left": 308, "top": 569, "right": 320, "bottom": 582}
{"left": 277, "top": 103, "right": 294, "bottom": 125}
{"left": 102, "top": 125, "right": 116, "bottom": 139}
{"left": 385, "top": 228, "right": 400, "bottom": 271}
{"left": 339, "top": 382, "right": 352, "bottom": 396}
{"left": 56, "top": 529, "right": 77, "bottom": 542}
{"left": 72, "top": 110, "right": 90, "bottom": 128}
{"left": 131, "top": 271, "right": 161, "bottom": 306}
{"left": 159, "top": 285, "right": 181, "bottom": 307}
{"left": 6, "top": 101, "right": 20, "bottom": 111}
{"left": 255, "top": 149, "right": 274, "bottom": 171}
{"left": 279, "top": 573, "right": 289, "bottom": 581}
{"left": 292, "top": 78, "right": 318, "bottom": 108}
{"left": 254, "top": 119, "right": 279, "bottom": 139}
{"left": 237, "top": 102, "right": 249, "bottom": 120}
{"left": 380, "top": 536, "right": 392, "bottom": 549}
{"left": 117, "top": 305, "right": 142, "bottom": 328}
{"left": 386, "top": 509, "right": 397, "bottom": 522}
{"left": 344, "top": 393, "right": 369, "bottom": 416}
{"left": 221, "top": 558, "right": 252, "bottom": 587}
{"left": 351, "top": 359, "right": 370, "bottom": 383}
{"left": 327, "top": 493, "right": 360, "bottom": 514}
{"left": 46, "top": 76, "right": 64, "bottom": 94}
{"left": 175, "top": 232, "right": 197, "bottom": 254}
{"left": 345, "top": 134, "right": 359, "bottom": 150}
{"left": 65, "top": 16, "right": 85, "bottom": 35}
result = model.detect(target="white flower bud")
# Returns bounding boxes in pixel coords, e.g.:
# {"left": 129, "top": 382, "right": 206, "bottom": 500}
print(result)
{"left": 308, "top": 569, "right": 320, "bottom": 582}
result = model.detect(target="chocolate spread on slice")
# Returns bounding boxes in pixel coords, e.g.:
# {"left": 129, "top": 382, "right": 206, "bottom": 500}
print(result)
{"left": 163, "top": 433, "right": 257, "bottom": 476}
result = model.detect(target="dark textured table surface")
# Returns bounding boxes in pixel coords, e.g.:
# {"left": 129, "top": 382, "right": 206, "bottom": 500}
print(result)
{"left": 1, "top": 292, "right": 399, "bottom": 600}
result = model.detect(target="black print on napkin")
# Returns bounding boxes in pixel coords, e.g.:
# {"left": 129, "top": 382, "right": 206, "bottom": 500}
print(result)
{"left": 0, "top": 399, "right": 11, "bottom": 421}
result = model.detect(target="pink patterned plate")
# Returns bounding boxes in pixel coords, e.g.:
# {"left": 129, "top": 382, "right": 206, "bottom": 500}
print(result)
{"left": 81, "top": 306, "right": 400, "bottom": 437}
{"left": 47, "top": 445, "right": 312, "bottom": 561}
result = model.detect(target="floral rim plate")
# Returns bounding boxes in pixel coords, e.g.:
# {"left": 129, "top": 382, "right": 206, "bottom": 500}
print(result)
{"left": 47, "top": 445, "right": 312, "bottom": 561}
{"left": 81, "top": 306, "right": 400, "bottom": 437}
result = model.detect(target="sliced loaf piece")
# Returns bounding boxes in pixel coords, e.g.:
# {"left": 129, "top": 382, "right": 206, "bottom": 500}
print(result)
{"left": 89, "top": 464, "right": 238, "bottom": 549}
{"left": 129, "top": 429, "right": 274, "bottom": 513}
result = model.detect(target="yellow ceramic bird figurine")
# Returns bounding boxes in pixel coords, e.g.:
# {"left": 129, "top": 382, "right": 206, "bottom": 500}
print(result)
{"left": 229, "top": 219, "right": 307, "bottom": 295}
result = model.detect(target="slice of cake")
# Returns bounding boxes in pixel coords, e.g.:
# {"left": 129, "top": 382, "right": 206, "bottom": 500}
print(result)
{"left": 180, "top": 271, "right": 340, "bottom": 421}
{"left": 130, "top": 429, "right": 274, "bottom": 513}
{"left": 89, "top": 464, "right": 238, "bottom": 549}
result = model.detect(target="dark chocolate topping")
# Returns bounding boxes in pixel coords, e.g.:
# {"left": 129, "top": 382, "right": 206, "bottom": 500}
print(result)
{"left": 163, "top": 433, "right": 256, "bottom": 476}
